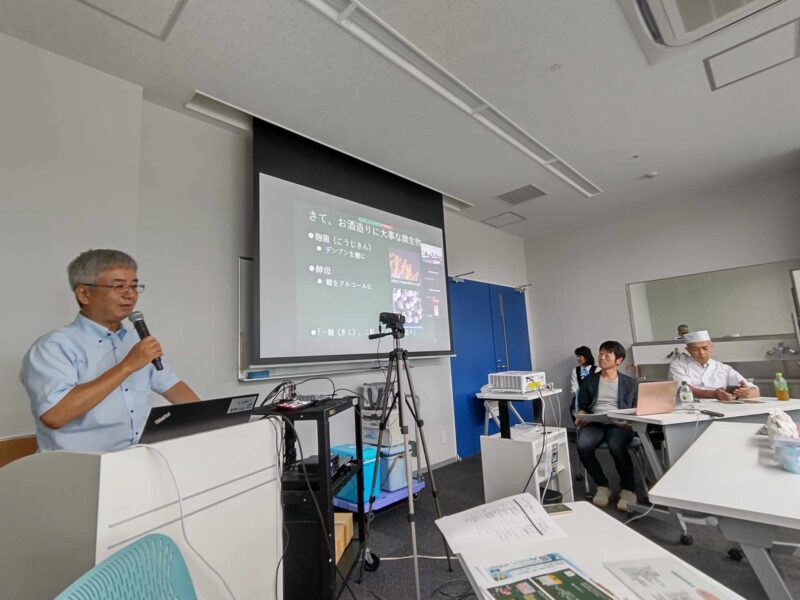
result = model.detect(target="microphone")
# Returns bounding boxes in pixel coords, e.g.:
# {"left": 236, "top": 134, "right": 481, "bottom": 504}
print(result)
{"left": 128, "top": 311, "right": 163, "bottom": 371}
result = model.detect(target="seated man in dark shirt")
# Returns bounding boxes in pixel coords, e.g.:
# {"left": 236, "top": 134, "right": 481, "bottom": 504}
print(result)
{"left": 575, "top": 340, "right": 638, "bottom": 511}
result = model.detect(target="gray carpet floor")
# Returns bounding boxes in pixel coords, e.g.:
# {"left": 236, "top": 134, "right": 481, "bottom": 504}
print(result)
{"left": 343, "top": 442, "right": 800, "bottom": 600}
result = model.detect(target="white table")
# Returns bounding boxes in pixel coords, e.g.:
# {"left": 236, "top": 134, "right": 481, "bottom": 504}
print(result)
{"left": 458, "top": 501, "right": 745, "bottom": 599}
{"left": 607, "top": 397, "right": 800, "bottom": 544}
{"left": 477, "top": 388, "right": 563, "bottom": 438}
{"left": 649, "top": 422, "right": 800, "bottom": 600}
{"left": 608, "top": 397, "right": 800, "bottom": 478}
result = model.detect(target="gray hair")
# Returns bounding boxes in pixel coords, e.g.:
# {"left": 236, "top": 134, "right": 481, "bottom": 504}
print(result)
{"left": 67, "top": 249, "right": 138, "bottom": 289}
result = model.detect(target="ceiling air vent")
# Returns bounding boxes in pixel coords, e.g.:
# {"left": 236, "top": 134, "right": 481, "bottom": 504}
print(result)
{"left": 639, "top": 0, "right": 785, "bottom": 46}
{"left": 497, "top": 184, "right": 547, "bottom": 206}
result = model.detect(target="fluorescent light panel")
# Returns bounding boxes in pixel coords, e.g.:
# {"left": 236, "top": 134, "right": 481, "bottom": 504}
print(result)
{"left": 304, "top": 0, "right": 602, "bottom": 198}
{"left": 347, "top": 8, "right": 486, "bottom": 110}
{"left": 546, "top": 160, "right": 603, "bottom": 196}
{"left": 478, "top": 106, "right": 557, "bottom": 163}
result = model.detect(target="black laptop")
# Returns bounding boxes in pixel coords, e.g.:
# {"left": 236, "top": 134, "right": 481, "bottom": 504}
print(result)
{"left": 138, "top": 394, "right": 259, "bottom": 444}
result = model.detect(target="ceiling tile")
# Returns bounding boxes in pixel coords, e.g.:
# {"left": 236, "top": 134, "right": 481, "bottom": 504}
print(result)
{"left": 482, "top": 212, "right": 525, "bottom": 228}
{"left": 75, "top": 0, "right": 187, "bottom": 39}
{"left": 705, "top": 19, "right": 800, "bottom": 90}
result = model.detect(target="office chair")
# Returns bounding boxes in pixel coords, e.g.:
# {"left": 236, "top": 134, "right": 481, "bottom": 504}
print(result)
{"left": 571, "top": 395, "right": 650, "bottom": 498}
{"left": 55, "top": 533, "right": 196, "bottom": 600}
{"left": 581, "top": 436, "right": 650, "bottom": 498}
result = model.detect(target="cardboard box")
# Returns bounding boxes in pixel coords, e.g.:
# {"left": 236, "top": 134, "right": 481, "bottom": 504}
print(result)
{"left": 334, "top": 512, "right": 353, "bottom": 563}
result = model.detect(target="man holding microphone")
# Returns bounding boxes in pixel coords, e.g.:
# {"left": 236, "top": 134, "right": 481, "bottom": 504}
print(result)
{"left": 20, "top": 249, "right": 199, "bottom": 452}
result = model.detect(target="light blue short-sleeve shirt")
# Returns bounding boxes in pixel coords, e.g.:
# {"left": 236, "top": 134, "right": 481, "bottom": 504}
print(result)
{"left": 20, "top": 314, "right": 180, "bottom": 452}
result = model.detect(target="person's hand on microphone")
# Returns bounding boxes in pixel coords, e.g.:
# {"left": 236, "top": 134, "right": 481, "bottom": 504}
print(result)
{"left": 122, "top": 337, "right": 163, "bottom": 373}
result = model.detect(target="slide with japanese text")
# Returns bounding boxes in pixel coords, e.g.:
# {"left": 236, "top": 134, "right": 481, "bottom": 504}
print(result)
{"left": 257, "top": 172, "right": 451, "bottom": 362}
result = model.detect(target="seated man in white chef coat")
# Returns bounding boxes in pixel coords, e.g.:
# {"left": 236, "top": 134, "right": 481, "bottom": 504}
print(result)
{"left": 669, "top": 330, "right": 759, "bottom": 401}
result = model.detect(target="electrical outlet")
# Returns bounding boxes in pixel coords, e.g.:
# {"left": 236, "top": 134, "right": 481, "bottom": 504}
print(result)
{"left": 440, "top": 430, "right": 447, "bottom": 444}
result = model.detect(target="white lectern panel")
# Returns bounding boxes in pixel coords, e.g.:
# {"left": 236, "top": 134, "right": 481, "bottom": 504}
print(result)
{"left": 0, "top": 419, "right": 281, "bottom": 600}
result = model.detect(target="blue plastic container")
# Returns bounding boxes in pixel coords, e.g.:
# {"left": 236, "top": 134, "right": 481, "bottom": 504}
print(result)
{"left": 380, "top": 444, "right": 409, "bottom": 492}
{"left": 774, "top": 437, "right": 800, "bottom": 474}
{"left": 333, "top": 444, "right": 380, "bottom": 504}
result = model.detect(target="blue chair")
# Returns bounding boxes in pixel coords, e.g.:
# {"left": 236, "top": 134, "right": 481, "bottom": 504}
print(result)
{"left": 55, "top": 533, "right": 196, "bottom": 600}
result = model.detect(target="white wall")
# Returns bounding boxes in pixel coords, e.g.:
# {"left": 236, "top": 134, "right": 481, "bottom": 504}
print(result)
{"left": 0, "top": 35, "right": 531, "bottom": 471}
{"left": 0, "top": 33, "right": 143, "bottom": 438}
{"left": 444, "top": 212, "right": 528, "bottom": 287}
{"left": 524, "top": 177, "right": 800, "bottom": 399}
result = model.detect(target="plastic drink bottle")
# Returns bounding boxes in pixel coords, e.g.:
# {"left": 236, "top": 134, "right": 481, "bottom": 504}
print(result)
{"left": 774, "top": 372, "right": 790, "bottom": 401}
{"left": 678, "top": 381, "right": 694, "bottom": 406}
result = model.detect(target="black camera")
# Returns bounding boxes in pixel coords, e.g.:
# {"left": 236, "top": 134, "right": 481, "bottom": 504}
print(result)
{"left": 379, "top": 312, "right": 406, "bottom": 327}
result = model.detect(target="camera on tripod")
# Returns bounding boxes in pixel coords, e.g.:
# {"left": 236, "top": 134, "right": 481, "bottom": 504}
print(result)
{"left": 376, "top": 312, "right": 405, "bottom": 338}
{"left": 379, "top": 312, "right": 405, "bottom": 327}
{"left": 359, "top": 314, "right": 452, "bottom": 594}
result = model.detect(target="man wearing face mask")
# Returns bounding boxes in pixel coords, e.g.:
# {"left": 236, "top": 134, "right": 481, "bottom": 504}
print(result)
{"left": 669, "top": 330, "right": 759, "bottom": 401}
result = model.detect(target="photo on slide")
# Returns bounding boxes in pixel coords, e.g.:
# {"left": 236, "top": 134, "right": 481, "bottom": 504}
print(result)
{"left": 389, "top": 247, "right": 421, "bottom": 285}
{"left": 393, "top": 287, "right": 422, "bottom": 325}
{"left": 420, "top": 242, "right": 443, "bottom": 265}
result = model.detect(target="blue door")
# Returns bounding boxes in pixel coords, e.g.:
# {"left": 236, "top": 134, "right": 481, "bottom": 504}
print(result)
{"left": 448, "top": 279, "right": 496, "bottom": 458}
{"left": 489, "top": 284, "right": 534, "bottom": 422}
{"left": 449, "top": 279, "right": 533, "bottom": 457}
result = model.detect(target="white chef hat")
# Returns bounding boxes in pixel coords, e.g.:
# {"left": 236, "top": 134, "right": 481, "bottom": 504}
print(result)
{"left": 683, "top": 330, "right": 711, "bottom": 343}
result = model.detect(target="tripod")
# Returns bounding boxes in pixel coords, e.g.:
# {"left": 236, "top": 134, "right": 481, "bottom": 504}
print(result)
{"left": 358, "top": 325, "right": 452, "bottom": 600}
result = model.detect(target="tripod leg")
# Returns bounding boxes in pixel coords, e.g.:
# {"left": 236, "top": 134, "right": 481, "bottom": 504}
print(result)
{"left": 400, "top": 352, "right": 454, "bottom": 572}
{"left": 358, "top": 355, "right": 397, "bottom": 582}
{"left": 395, "top": 358, "right": 422, "bottom": 600}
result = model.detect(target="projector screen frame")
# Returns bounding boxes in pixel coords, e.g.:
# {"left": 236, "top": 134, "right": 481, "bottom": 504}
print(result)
{"left": 252, "top": 118, "right": 454, "bottom": 366}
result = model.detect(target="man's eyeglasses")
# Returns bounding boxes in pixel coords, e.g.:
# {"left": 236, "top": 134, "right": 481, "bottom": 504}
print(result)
{"left": 80, "top": 283, "right": 145, "bottom": 294}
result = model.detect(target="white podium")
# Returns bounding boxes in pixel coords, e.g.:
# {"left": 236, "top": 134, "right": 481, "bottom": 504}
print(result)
{"left": 0, "top": 419, "right": 281, "bottom": 600}
{"left": 480, "top": 426, "right": 573, "bottom": 503}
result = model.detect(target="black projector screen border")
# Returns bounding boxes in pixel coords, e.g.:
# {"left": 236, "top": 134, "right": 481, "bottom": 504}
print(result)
{"left": 252, "top": 118, "right": 453, "bottom": 366}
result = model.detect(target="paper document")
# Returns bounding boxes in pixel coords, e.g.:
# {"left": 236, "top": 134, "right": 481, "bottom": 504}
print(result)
{"left": 480, "top": 553, "right": 616, "bottom": 599}
{"left": 605, "top": 557, "right": 740, "bottom": 599}
{"left": 581, "top": 413, "right": 628, "bottom": 425}
{"left": 435, "top": 493, "right": 565, "bottom": 554}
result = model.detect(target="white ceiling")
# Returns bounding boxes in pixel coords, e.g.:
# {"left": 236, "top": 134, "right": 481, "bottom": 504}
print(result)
{"left": 1, "top": 0, "right": 799, "bottom": 238}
